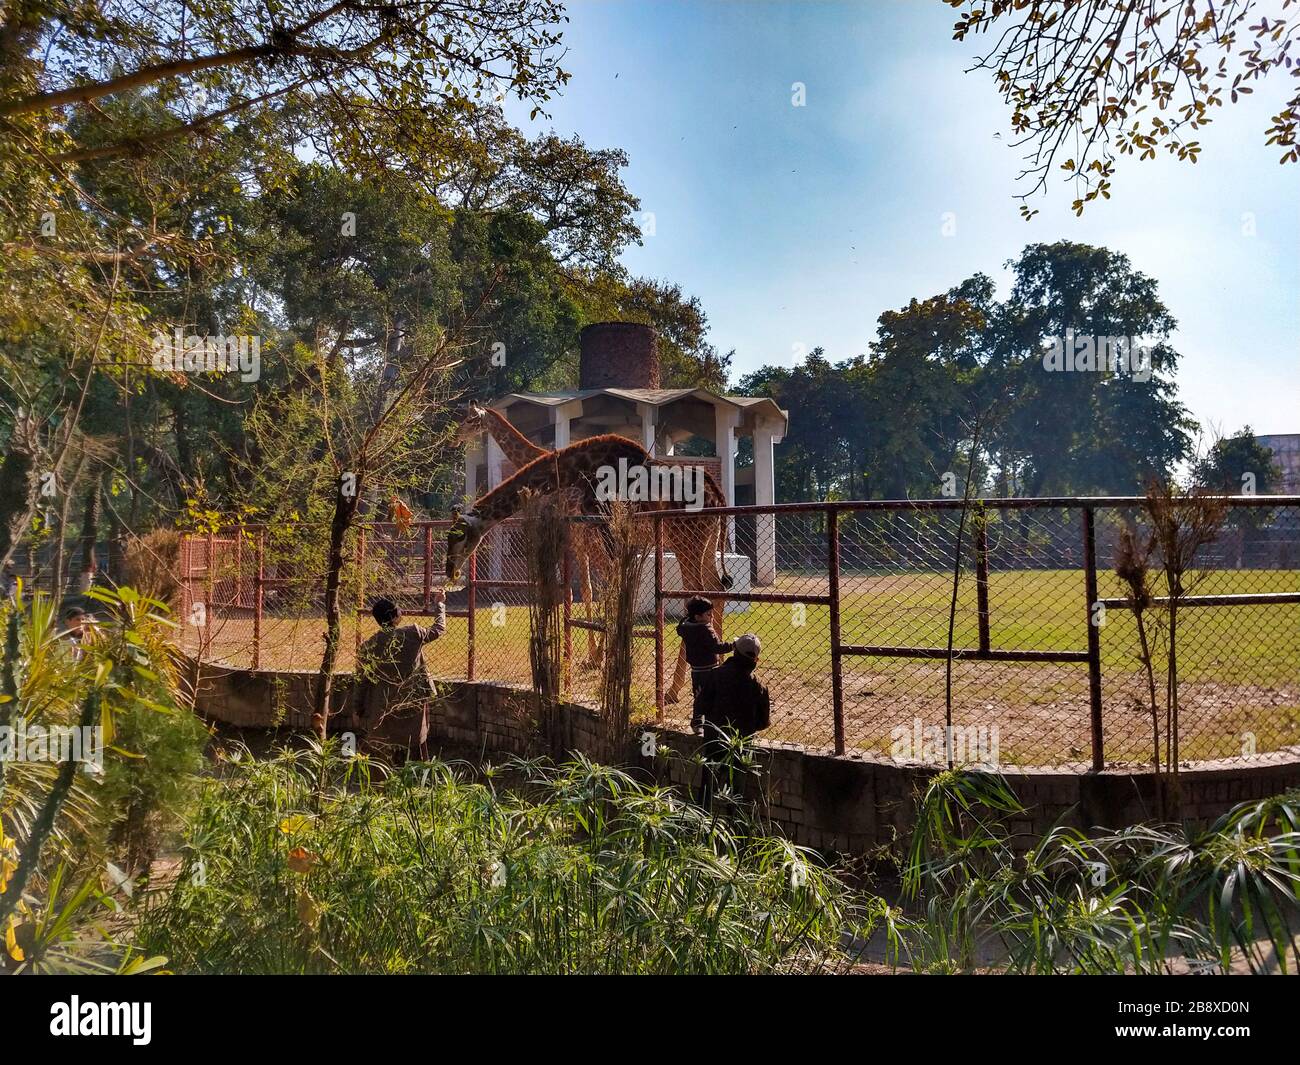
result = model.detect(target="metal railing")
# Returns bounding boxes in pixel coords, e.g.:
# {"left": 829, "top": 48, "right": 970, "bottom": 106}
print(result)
{"left": 180, "top": 495, "right": 1300, "bottom": 770}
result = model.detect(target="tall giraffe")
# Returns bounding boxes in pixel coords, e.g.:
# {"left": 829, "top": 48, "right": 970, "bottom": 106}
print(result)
{"left": 444, "top": 434, "right": 731, "bottom": 701}
{"left": 456, "top": 404, "right": 609, "bottom": 666}
{"left": 456, "top": 404, "right": 545, "bottom": 471}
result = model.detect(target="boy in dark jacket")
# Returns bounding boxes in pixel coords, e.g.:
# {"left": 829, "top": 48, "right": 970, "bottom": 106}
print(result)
{"left": 692, "top": 633, "right": 771, "bottom": 808}
{"left": 676, "top": 596, "right": 732, "bottom": 719}
{"left": 352, "top": 593, "right": 446, "bottom": 761}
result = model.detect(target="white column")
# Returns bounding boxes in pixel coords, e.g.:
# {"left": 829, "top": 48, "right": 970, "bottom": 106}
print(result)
{"left": 714, "top": 406, "right": 739, "bottom": 567}
{"left": 464, "top": 439, "right": 484, "bottom": 505}
{"left": 714, "top": 406, "right": 738, "bottom": 505}
{"left": 552, "top": 398, "right": 581, "bottom": 448}
{"left": 637, "top": 402, "right": 657, "bottom": 455}
{"left": 486, "top": 433, "right": 505, "bottom": 489}
{"left": 753, "top": 420, "right": 783, "bottom": 585}
{"left": 485, "top": 433, "right": 505, "bottom": 579}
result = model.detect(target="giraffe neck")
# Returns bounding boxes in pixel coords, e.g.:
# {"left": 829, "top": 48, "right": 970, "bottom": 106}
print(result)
{"left": 471, "top": 469, "right": 543, "bottom": 525}
{"left": 483, "top": 408, "right": 547, "bottom": 469}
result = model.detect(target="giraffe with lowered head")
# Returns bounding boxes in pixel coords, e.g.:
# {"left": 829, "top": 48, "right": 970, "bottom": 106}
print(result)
{"left": 455, "top": 404, "right": 609, "bottom": 667}
{"left": 445, "top": 431, "right": 732, "bottom": 703}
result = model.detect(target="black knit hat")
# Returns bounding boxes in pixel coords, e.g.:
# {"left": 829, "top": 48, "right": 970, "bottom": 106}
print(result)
{"left": 685, "top": 596, "right": 713, "bottom": 618}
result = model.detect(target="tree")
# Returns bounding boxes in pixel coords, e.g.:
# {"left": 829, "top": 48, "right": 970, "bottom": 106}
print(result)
{"left": 0, "top": 0, "right": 573, "bottom": 555}
{"left": 1, "top": 1, "right": 568, "bottom": 165}
{"left": 989, "top": 241, "right": 1195, "bottom": 496}
{"left": 428, "top": 107, "right": 644, "bottom": 275}
{"left": 947, "top": 0, "right": 1300, "bottom": 216}
{"left": 1193, "top": 427, "right": 1283, "bottom": 565}
{"left": 737, "top": 351, "right": 855, "bottom": 500}
{"left": 737, "top": 243, "right": 1197, "bottom": 504}
{"left": 239, "top": 191, "right": 572, "bottom": 729}
{"left": 1194, "top": 427, "right": 1283, "bottom": 495}
{"left": 861, "top": 278, "right": 996, "bottom": 499}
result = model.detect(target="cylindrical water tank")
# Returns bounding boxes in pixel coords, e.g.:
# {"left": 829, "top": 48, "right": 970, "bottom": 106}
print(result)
{"left": 579, "top": 322, "right": 660, "bottom": 389}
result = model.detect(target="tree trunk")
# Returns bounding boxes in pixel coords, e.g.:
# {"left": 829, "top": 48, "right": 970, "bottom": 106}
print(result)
{"left": 171, "top": 394, "right": 194, "bottom": 485}
{"left": 1165, "top": 593, "right": 1182, "bottom": 816}
{"left": 0, "top": 420, "right": 38, "bottom": 570}
{"left": 77, "top": 477, "right": 101, "bottom": 592}
{"left": 52, "top": 482, "right": 74, "bottom": 599}
{"left": 312, "top": 480, "right": 360, "bottom": 735}
{"left": 0, "top": 690, "right": 102, "bottom": 929}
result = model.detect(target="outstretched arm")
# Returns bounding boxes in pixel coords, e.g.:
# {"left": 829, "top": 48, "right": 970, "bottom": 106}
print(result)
{"left": 418, "top": 593, "right": 447, "bottom": 643}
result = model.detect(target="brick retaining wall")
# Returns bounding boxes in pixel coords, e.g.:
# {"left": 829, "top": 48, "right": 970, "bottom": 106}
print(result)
{"left": 188, "top": 660, "right": 1300, "bottom": 855}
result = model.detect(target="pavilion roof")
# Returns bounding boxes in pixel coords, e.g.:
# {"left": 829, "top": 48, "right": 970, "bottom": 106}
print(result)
{"left": 495, "top": 387, "right": 787, "bottom": 426}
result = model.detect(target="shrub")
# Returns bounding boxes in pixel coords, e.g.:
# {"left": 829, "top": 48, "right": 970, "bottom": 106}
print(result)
{"left": 1, "top": 585, "right": 204, "bottom": 973}
{"left": 899, "top": 771, "right": 1300, "bottom": 974}
{"left": 119, "top": 529, "right": 183, "bottom": 610}
{"left": 137, "top": 746, "right": 861, "bottom": 974}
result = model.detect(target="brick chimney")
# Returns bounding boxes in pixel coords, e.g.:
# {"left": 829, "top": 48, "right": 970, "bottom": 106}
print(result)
{"left": 579, "top": 322, "right": 660, "bottom": 389}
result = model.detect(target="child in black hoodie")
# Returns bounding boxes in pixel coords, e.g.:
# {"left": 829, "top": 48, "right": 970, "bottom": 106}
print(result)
{"left": 676, "top": 597, "right": 733, "bottom": 731}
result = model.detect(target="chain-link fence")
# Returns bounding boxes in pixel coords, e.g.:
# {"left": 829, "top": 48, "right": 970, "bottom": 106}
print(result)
{"left": 179, "top": 496, "right": 1300, "bottom": 770}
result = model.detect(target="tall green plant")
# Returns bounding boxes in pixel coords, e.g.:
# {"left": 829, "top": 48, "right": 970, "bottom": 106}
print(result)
{"left": 139, "top": 744, "right": 863, "bottom": 974}
{"left": 0, "top": 585, "right": 205, "bottom": 972}
{"left": 901, "top": 770, "right": 1300, "bottom": 974}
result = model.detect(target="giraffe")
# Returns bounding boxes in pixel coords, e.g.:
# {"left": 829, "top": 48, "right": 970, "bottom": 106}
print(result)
{"left": 456, "top": 404, "right": 609, "bottom": 667}
{"left": 455, "top": 404, "right": 546, "bottom": 471}
{"left": 444, "top": 433, "right": 732, "bottom": 701}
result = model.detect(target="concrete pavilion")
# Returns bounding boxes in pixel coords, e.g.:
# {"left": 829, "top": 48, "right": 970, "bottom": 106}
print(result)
{"left": 461, "top": 322, "right": 789, "bottom": 584}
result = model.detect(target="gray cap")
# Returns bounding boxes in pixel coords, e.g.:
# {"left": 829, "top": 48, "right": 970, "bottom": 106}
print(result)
{"left": 734, "top": 633, "right": 761, "bottom": 659}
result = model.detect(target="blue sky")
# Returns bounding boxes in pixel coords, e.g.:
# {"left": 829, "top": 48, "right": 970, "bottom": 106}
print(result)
{"left": 508, "top": 0, "right": 1299, "bottom": 439}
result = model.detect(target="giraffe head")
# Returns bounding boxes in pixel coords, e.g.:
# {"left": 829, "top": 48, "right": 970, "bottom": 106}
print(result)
{"left": 453, "top": 403, "right": 489, "bottom": 446}
{"left": 445, "top": 507, "right": 488, "bottom": 583}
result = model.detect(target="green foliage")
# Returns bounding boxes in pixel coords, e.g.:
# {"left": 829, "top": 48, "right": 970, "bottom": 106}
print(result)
{"left": 0, "top": 585, "right": 207, "bottom": 973}
{"left": 0, "top": 0, "right": 635, "bottom": 541}
{"left": 1194, "top": 426, "right": 1284, "bottom": 501}
{"left": 900, "top": 770, "right": 1300, "bottom": 974}
{"left": 138, "top": 745, "right": 857, "bottom": 974}
{"left": 739, "top": 241, "right": 1198, "bottom": 501}
{"left": 99, "top": 685, "right": 209, "bottom": 876}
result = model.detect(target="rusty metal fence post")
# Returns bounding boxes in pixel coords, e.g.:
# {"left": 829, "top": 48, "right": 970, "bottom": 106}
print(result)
{"left": 562, "top": 545, "right": 572, "bottom": 694}
{"left": 253, "top": 529, "right": 264, "bottom": 670}
{"left": 423, "top": 524, "right": 432, "bottom": 614}
{"left": 466, "top": 551, "right": 476, "bottom": 681}
{"left": 1082, "top": 505, "right": 1104, "bottom": 770}
{"left": 654, "top": 513, "right": 664, "bottom": 722}
{"left": 180, "top": 534, "right": 191, "bottom": 634}
{"left": 203, "top": 531, "right": 214, "bottom": 653}
{"left": 354, "top": 526, "right": 366, "bottom": 660}
{"left": 828, "top": 505, "right": 845, "bottom": 755}
{"left": 975, "top": 502, "right": 991, "bottom": 655}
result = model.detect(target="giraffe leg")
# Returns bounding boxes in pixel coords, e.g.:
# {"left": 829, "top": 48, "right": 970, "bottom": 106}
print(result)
{"left": 708, "top": 530, "right": 726, "bottom": 644}
{"left": 665, "top": 643, "right": 690, "bottom": 705}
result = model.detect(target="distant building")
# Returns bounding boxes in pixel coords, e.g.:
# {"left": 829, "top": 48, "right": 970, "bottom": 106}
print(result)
{"left": 1255, "top": 433, "right": 1300, "bottom": 494}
